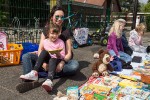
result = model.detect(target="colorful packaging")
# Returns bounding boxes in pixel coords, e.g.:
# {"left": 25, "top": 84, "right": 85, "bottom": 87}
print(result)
{"left": 118, "top": 86, "right": 150, "bottom": 99}
{"left": 67, "top": 86, "right": 79, "bottom": 99}
{"left": 119, "top": 79, "right": 143, "bottom": 88}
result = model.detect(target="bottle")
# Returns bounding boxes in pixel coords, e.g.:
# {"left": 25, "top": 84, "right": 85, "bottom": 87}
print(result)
{"left": 10, "top": 46, "right": 14, "bottom": 63}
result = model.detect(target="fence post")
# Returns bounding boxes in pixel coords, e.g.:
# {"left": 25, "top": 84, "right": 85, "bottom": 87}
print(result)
{"left": 132, "top": 0, "right": 138, "bottom": 29}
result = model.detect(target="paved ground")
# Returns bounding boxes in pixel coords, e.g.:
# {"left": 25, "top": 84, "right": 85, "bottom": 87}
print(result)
{"left": 0, "top": 32, "right": 149, "bottom": 100}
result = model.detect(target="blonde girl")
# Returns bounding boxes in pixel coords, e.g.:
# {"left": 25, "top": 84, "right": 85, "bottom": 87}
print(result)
{"left": 107, "top": 21, "right": 132, "bottom": 64}
{"left": 129, "top": 23, "right": 146, "bottom": 53}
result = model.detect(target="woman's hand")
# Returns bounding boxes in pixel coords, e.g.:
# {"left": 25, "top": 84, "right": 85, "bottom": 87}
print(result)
{"left": 30, "top": 51, "right": 38, "bottom": 54}
{"left": 42, "top": 63, "right": 48, "bottom": 71}
{"left": 56, "top": 61, "right": 65, "bottom": 72}
{"left": 55, "top": 52, "right": 61, "bottom": 58}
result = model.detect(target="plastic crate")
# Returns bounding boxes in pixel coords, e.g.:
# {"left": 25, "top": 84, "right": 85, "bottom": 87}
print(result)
{"left": 0, "top": 44, "right": 23, "bottom": 67}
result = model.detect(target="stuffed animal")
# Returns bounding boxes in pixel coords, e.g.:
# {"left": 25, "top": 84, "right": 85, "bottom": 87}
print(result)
{"left": 53, "top": 91, "right": 78, "bottom": 100}
{"left": 92, "top": 49, "right": 114, "bottom": 77}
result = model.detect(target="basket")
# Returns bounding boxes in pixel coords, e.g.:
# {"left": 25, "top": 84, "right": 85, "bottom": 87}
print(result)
{"left": 0, "top": 44, "right": 23, "bottom": 67}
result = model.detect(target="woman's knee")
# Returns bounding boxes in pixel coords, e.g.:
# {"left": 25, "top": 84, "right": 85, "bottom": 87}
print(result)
{"left": 66, "top": 60, "right": 79, "bottom": 72}
{"left": 22, "top": 53, "right": 31, "bottom": 60}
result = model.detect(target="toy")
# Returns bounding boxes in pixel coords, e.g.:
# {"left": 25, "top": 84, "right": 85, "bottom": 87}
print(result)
{"left": 144, "top": 60, "right": 150, "bottom": 69}
{"left": 119, "top": 79, "right": 143, "bottom": 88}
{"left": 118, "top": 86, "right": 150, "bottom": 99}
{"left": 48, "top": 48, "right": 63, "bottom": 54}
{"left": 72, "top": 28, "right": 93, "bottom": 49}
{"left": 66, "top": 86, "right": 79, "bottom": 99}
{"left": 0, "top": 55, "right": 10, "bottom": 64}
{"left": 53, "top": 91, "right": 78, "bottom": 100}
{"left": 92, "top": 49, "right": 114, "bottom": 77}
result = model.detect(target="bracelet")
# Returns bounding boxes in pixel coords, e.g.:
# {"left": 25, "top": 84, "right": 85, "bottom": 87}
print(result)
{"left": 62, "top": 59, "right": 67, "bottom": 63}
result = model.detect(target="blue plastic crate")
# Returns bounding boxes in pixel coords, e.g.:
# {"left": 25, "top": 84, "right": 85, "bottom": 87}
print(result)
{"left": 20, "top": 42, "right": 39, "bottom": 61}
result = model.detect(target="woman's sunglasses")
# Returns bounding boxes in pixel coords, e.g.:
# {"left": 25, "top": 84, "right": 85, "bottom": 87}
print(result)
{"left": 55, "top": 15, "right": 64, "bottom": 21}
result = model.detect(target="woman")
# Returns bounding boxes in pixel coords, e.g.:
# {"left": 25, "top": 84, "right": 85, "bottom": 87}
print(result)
{"left": 22, "top": 5, "right": 79, "bottom": 78}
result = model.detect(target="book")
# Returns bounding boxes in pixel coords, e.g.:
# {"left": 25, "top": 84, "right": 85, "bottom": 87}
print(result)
{"left": 132, "top": 56, "right": 142, "bottom": 63}
{"left": 48, "top": 48, "right": 63, "bottom": 54}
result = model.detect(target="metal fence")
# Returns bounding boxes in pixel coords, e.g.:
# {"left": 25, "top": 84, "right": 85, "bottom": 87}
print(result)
{"left": 0, "top": 17, "right": 43, "bottom": 44}
{"left": 0, "top": 0, "right": 49, "bottom": 44}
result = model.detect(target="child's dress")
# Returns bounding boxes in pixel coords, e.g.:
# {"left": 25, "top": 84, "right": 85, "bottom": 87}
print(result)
{"left": 129, "top": 29, "right": 146, "bottom": 53}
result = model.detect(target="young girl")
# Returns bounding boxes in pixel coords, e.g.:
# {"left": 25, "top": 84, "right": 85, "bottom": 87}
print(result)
{"left": 107, "top": 21, "right": 132, "bottom": 63}
{"left": 129, "top": 23, "right": 147, "bottom": 53}
{"left": 117, "top": 19, "right": 133, "bottom": 56}
{"left": 20, "top": 23, "right": 65, "bottom": 92}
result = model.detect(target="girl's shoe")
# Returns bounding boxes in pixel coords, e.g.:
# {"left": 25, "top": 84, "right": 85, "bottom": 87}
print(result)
{"left": 42, "top": 79, "right": 53, "bottom": 92}
{"left": 20, "top": 70, "right": 38, "bottom": 81}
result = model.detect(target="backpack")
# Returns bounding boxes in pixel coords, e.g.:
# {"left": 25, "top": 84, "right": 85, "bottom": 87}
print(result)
{"left": 0, "top": 32, "right": 7, "bottom": 50}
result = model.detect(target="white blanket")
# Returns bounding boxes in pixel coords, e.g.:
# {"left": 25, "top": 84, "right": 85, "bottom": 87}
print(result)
{"left": 131, "top": 52, "right": 149, "bottom": 68}
{"left": 111, "top": 52, "right": 150, "bottom": 76}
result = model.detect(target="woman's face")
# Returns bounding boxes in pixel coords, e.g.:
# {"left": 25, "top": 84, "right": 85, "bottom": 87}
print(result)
{"left": 52, "top": 10, "right": 64, "bottom": 26}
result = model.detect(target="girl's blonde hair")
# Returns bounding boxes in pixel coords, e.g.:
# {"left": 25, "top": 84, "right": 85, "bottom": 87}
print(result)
{"left": 108, "top": 21, "right": 123, "bottom": 38}
{"left": 135, "top": 23, "right": 146, "bottom": 32}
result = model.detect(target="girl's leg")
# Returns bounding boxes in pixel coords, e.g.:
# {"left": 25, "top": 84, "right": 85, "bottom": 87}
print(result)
{"left": 131, "top": 45, "right": 146, "bottom": 53}
{"left": 108, "top": 50, "right": 117, "bottom": 57}
{"left": 42, "top": 58, "right": 61, "bottom": 92}
{"left": 140, "top": 45, "right": 146, "bottom": 53}
{"left": 20, "top": 50, "right": 50, "bottom": 81}
{"left": 47, "top": 58, "right": 61, "bottom": 80}
{"left": 119, "top": 51, "right": 132, "bottom": 63}
{"left": 22, "top": 53, "right": 38, "bottom": 74}
{"left": 33, "top": 50, "right": 50, "bottom": 71}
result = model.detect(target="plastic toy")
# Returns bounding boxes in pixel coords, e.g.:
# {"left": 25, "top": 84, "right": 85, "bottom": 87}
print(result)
{"left": 72, "top": 28, "right": 93, "bottom": 49}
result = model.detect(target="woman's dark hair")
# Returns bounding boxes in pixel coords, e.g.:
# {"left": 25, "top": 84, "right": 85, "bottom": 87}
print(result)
{"left": 44, "top": 5, "right": 65, "bottom": 37}
{"left": 49, "top": 5, "right": 65, "bottom": 19}
{"left": 46, "top": 5, "right": 65, "bottom": 26}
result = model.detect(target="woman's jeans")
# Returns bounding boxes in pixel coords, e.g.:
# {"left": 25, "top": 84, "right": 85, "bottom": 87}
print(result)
{"left": 109, "top": 50, "right": 132, "bottom": 63}
{"left": 22, "top": 52, "right": 79, "bottom": 77}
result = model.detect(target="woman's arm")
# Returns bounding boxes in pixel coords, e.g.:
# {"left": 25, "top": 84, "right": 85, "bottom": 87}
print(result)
{"left": 63, "top": 38, "right": 72, "bottom": 61}
{"left": 55, "top": 38, "right": 72, "bottom": 72}
{"left": 38, "top": 33, "right": 45, "bottom": 56}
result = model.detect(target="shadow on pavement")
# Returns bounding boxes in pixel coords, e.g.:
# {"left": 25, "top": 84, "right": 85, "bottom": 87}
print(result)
{"left": 49, "top": 60, "right": 91, "bottom": 94}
